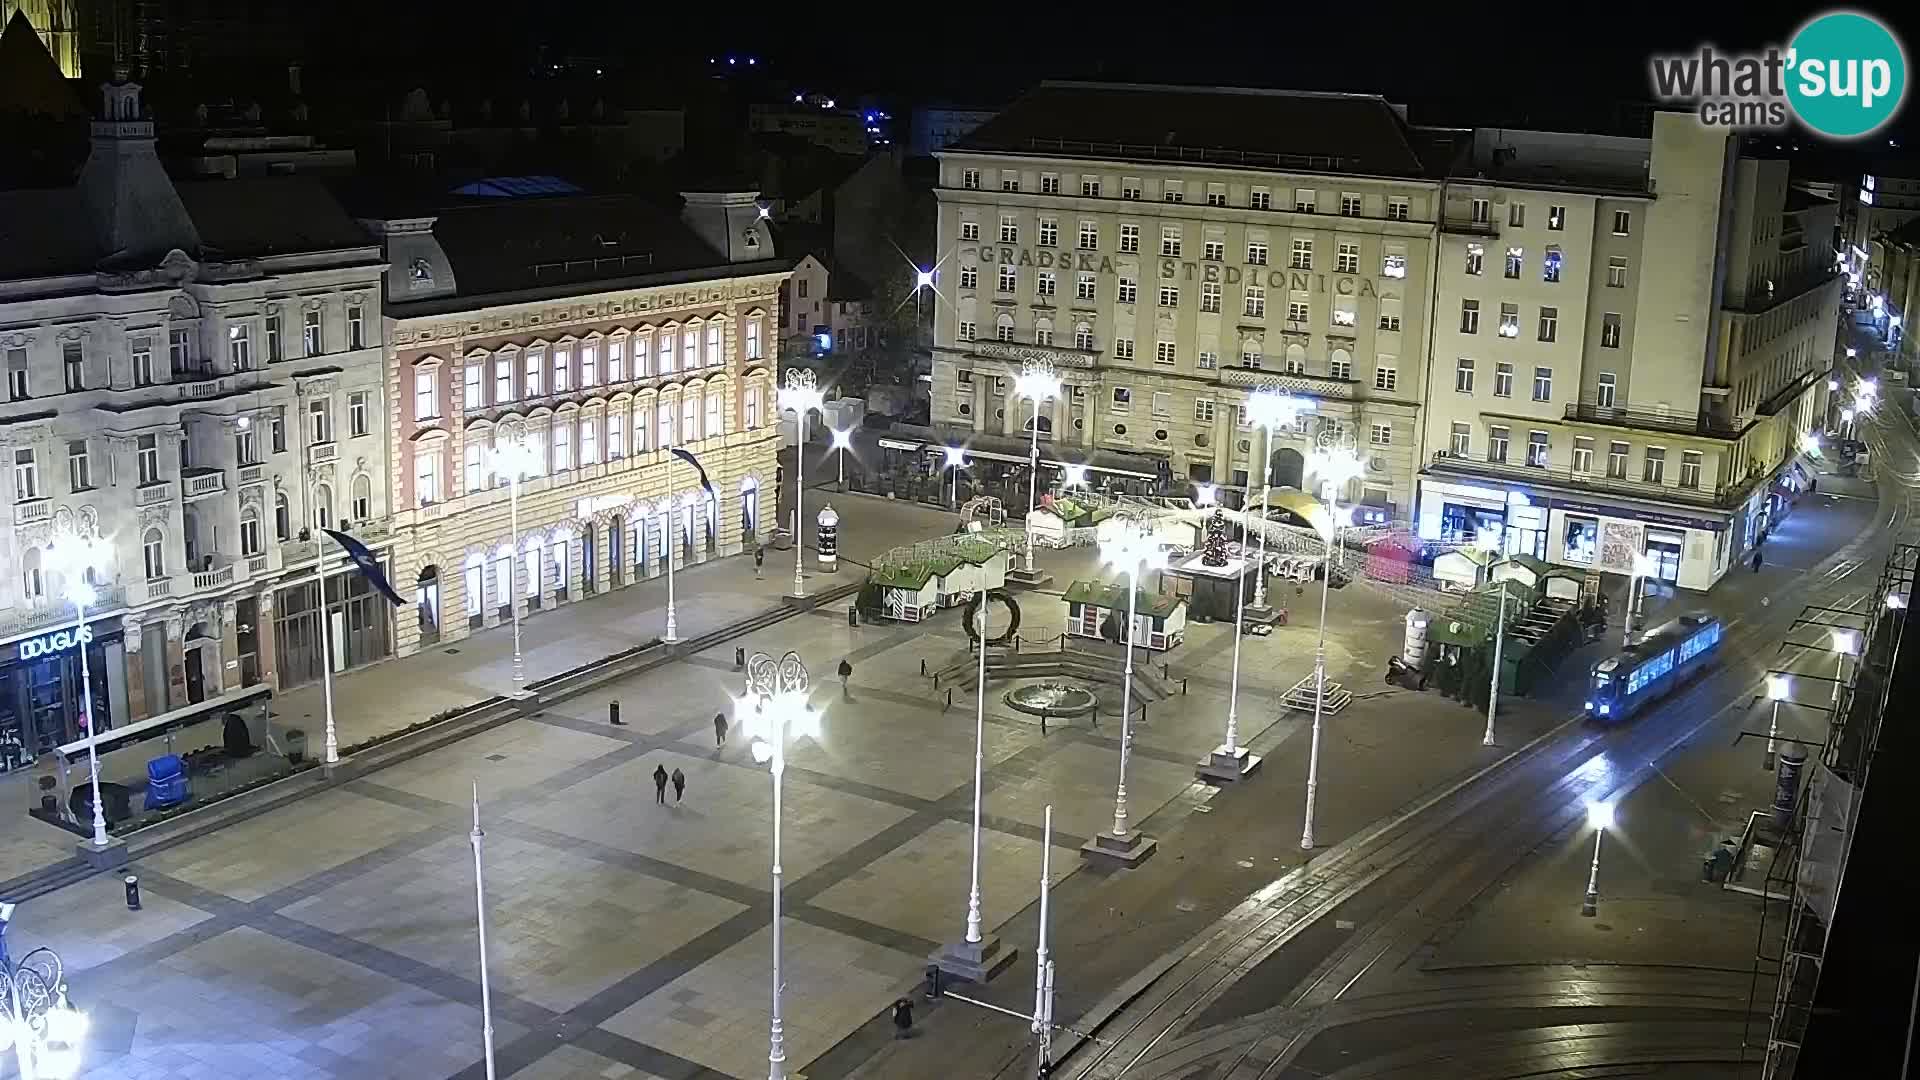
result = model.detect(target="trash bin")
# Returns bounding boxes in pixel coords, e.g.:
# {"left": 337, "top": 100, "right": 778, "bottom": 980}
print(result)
{"left": 286, "top": 728, "right": 308, "bottom": 765}
{"left": 848, "top": 606, "right": 859, "bottom": 627}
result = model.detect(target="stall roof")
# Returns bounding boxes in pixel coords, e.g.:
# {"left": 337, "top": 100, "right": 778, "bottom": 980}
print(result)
{"left": 868, "top": 538, "right": 1005, "bottom": 590}
{"left": 1062, "top": 580, "right": 1185, "bottom": 619}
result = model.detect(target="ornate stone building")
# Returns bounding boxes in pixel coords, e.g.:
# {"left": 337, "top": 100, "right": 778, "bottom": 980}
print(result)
{"left": 356, "top": 189, "right": 788, "bottom": 659}
{"left": 0, "top": 77, "right": 389, "bottom": 753}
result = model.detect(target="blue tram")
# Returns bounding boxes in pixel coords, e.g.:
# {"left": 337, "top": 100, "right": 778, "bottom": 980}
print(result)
{"left": 1583, "top": 611, "right": 1723, "bottom": 721}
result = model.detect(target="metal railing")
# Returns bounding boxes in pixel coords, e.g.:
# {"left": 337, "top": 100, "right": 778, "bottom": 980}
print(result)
{"left": 1427, "top": 450, "right": 1736, "bottom": 507}
{"left": 1563, "top": 401, "right": 1744, "bottom": 439}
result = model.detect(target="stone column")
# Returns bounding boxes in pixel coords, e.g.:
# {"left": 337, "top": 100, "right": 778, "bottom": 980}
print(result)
{"left": 256, "top": 590, "right": 279, "bottom": 689}
{"left": 220, "top": 599, "right": 243, "bottom": 693}
{"left": 121, "top": 616, "right": 149, "bottom": 721}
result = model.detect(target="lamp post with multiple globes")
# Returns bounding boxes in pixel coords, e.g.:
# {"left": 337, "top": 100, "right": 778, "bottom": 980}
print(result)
{"left": 488, "top": 436, "right": 542, "bottom": 684}
{"left": 1013, "top": 360, "right": 1062, "bottom": 573}
{"left": 777, "top": 370, "right": 826, "bottom": 598}
{"left": 1084, "top": 516, "right": 1166, "bottom": 865}
{"left": 43, "top": 529, "right": 111, "bottom": 849}
{"left": 1243, "top": 386, "right": 1312, "bottom": 611}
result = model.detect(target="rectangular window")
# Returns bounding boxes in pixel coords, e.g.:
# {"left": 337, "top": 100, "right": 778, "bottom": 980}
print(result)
{"left": 1597, "top": 372, "right": 1617, "bottom": 408}
{"left": 1465, "top": 244, "right": 1484, "bottom": 275}
{"left": 350, "top": 390, "right": 370, "bottom": 437}
{"left": 1150, "top": 391, "right": 1171, "bottom": 417}
{"left": 960, "top": 266, "right": 978, "bottom": 289}
{"left": 659, "top": 401, "right": 674, "bottom": 448}
{"left": 1508, "top": 202, "right": 1526, "bottom": 228}
{"left": 414, "top": 369, "right": 437, "bottom": 420}
{"left": 264, "top": 315, "right": 282, "bottom": 362}
{"left": 235, "top": 426, "right": 258, "bottom": 466}
{"left": 1294, "top": 189, "right": 1316, "bottom": 213}
{"left": 1240, "top": 345, "right": 1261, "bottom": 369}
{"left": 1505, "top": 246, "right": 1523, "bottom": 278}
{"left": 1081, "top": 177, "right": 1100, "bottom": 198}
{"left": 1290, "top": 238, "right": 1313, "bottom": 269}
{"left": 1034, "top": 324, "right": 1053, "bottom": 346}
{"left": 1644, "top": 446, "right": 1666, "bottom": 483}
{"left": 1154, "top": 341, "right": 1176, "bottom": 366}
{"left": 495, "top": 357, "right": 514, "bottom": 402}
{"left": 1160, "top": 226, "right": 1181, "bottom": 257}
{"left": 9, "top": 350, "right": 30, "bottom": 401}
{"left": 1680, "top": 450, "right": 1703, "bottom": 489}
{"left": 1470, "top": 198, "right": 1490, "bottom": 223}
{"left": 1379, "top": 313, "right": 1401, "bottom": 331}
{"left": 270, "top": 409, "right": 285, "bottom": 453}
{"left": 1341, "top": 193, "right": 1362, "bottom": 216}
{"left": 1075, "top": 325, "right": 1095, "bottom": 351}
{"left": 1601, "top": 313, "right": 1622, "bottom": 349}
{"left": 1450, "top": 422, "right": 1471, "bottom": 456}
{"left": 1122, "top": 178, "right": 1142, "bottom": 200}
{"left": 66, "top": 440, "right": 90, "bottom": 491}
{"left": 998, "top": 265, "right": 1017, "bottom": 292}
{"left": 1039, "top": 271, "right": 1058, "bottom": 298}
{"left": 1387, "top": 196, "right": 1410, "bottom": 221}
{"left": 581, "top": 343, "right": 599, "bottom": 386}
{"left": 1247, "top": 242, "right": 1269, "bottom": 266}
{"left": 996, "top": 319, "right": 1015, "bottom": 342}
{"left": 1118, "top": 276, "right": 1137, "bottom": 304}
{"left": 1329, "top": 355, "right": 1352, "bottom": 380}
{"left": 681, "top": 329, "right": 697, "bottom": 371}
{"left": 1532, "top": 366, "right": 1553, "bottom": 402}
{"left": 12, "top": 449, "right": 37, "bottom": 501}
{"left": 348, "top": 305, "right": 366, "bottom": 350}
{"left": 1251, "top": 187, "right": 1272, "bottom": 210}
{"left": 464, "top": 443, "right": 484, "bottom": 494}
{"left": 958, "top": 321, "right": 976, "bottom": 342}
{"left": 1455, "top": 357, "right": 1475, "bottom": 393}
{"left": 581, "top": 416, "right": 599, "bottom": 464}
{"left": 1162, "top": 180, "right": 1183, "bottom": 203}
{"left": 1370, "top": 422, "right": 1392, "bottom": 446}
{"left": 608, "top": 410, "right": 626, "bottom": 458}
{"left": 1527, "top": 430, "right": 1549, "bottom": 467}
{"left": 1607, "top": 441, "right": 1629, "bottom": 479}
{"left": 1197, "top": 351, "right": 1217, "bottom": 370}
{"left": 1206, "top": 184, "right": 1227, "bottom": 207}
{"left": 1000, "top": 214, "right": 1018, "bottom": 243}
{"left": 1538, "top": 306, "right": 1558, "bottom": 342}
{"left": 1572, "top": 437, "right": 1594, "bottom": 472}
{"left": 1111, "top": 387, "right": 1131, "bottom": 412}
{"left": 1498, "top": 302, "right": 1520, "bottom": 338}
{"left": 1113, "top": 338, "right": 1134, "bottom": 361}
{"left": 1157, "top": 284, "right": 1177, "bottom": 307}
{"left": 1243, "top": 285, "right": 1265, "bottom": 317}
{"left": 962, "top": 168, "right": 980, "bottom": 190}
{"left": 1040, "top": 173, "right": 1060, "bottom": 195}
{"left": 634, "top": 335, "right": 651, "bottom": 376}
{"left": 960, "top": 221, "right": 979, "bottom": 242}
{"left": 1494, "top": 362, "right": 1514, "bottom": 397}
{"left": 463, "top": 361, "right": 483, "bottom": 407}
{"left": 1288, "top": 299, "right": 1308, "bottom": 323}
{"left": 1001, "top": 170, "right": 1020, "bottom": 192}
{"left": 415, "top": 448, "right": 441, "bottom": 505}
{"left": 131, "top": 336, "right": 154, "bottom": 386}
{"left": 743, "top": 322, "right": 760, "bottom": 363}
{"left": 136, "top": 434, "right": 159, "bottom": 484}
{"left": 1202, "top": 240, "right": 1224, "bottom": 262}
{"left": 525, "top": 350, "right": 543, "bottom": 395}
{"left": 1375, "top": 365, "right": 1397, "bottom": 392}
{"left": 1336, "top": 243, "right": 1358, "bottom": 273}
{"left": 1612, "top": 209, "right": 1631, "bottom": 235}
{"left": 1077, "top": 273, "right": 1097, "bottom": 301}
{"left": 1460, "top": 299, "right": 1480, "bottom": 334}
{"left": 303, "top": 309, "right": 322, "bottom": 355}
{"left": 61, "top": 341, "right": 84, "bottom": 390}
{"left": 1119, "top": 224, "right": 1139, "bottom": 253}
{"left": 1201, "top": 281, "right": 1221, "bottom": 312}
{"left": 309, "top": 399, "right": 332, "bottom": 443}
{"left": 1078, "top": 221, "right": 1098, "bottom": 249}
{"left": 1194, "top": 399, "right": 1215, "bottom": 422}
{"left": 1488, "top": 426, "right": 1510, "bottom": 463}
{"left": 1331, "top": 303, "right": 1356, "bottom": 328}
{"left": 1607, "top": 256, "right": 1628, "bottom": 288}
{"left": 552, "top": 421, "right": 573, "bottom": 472}
{"left": 1542, "top": 247, "right": 1562, "bottom": 283}
{"left": 1548, "top": 205, "right": 1565, "bottom": 230}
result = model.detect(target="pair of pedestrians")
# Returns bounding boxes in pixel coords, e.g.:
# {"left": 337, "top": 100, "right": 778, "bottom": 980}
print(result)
{"left": 652, "top": 763, "right": 686, "bottom": 804}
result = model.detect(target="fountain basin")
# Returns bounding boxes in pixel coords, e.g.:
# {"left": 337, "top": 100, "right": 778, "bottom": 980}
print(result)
{"left": 1004, "top": 682, "right": 1098, "bottom": 719}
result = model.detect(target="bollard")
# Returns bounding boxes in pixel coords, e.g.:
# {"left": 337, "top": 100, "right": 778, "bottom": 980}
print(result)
{"left": 609, "top": 700, "right": 625, "bottom": 726}
{"left": 848, "top": 606, "right": 858, "bottom": 627}
{"left": 735, "top": 646, "right": 746, "bottom": 669}
{"left": 945, "top": 688, "right": 953, "bottom": 710}
{"left": 125, "top": 874, "right": 141, "bottom": 910}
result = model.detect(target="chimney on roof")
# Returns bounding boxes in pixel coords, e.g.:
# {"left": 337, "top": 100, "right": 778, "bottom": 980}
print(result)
{"left": 681, "top": 189, "right": 776, "bottom": 264}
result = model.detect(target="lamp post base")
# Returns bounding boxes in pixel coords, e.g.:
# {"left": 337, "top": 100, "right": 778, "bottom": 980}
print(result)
{"left": 1080, "top": 829, "right": 1158, "bottom": 867}
{"left": 1197, "top": 746, "right": 1262, "bottom": 783}
{"left": 1581, "top": 890, "right": 1599, "bottom": 917}
{"left": 1004, "top": 566, "right": 1053, "bottom": 590}
{"left": 929, "top": 934, "right": 1018, "bottom": 984}
{"left": 77, "top": 834, "right": 130, "bottom": 869}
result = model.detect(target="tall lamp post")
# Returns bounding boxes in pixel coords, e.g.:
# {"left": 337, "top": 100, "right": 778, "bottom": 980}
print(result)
{"left": 1764, "top": 674, "right": 1790, "bottom": 771}
{"left": 829, "top": 428, "right": 853, "bottom": 490}
{"left": 1624, "top": 550, "right": 1659, "bottom": 647}
{"left": 1014, "top": 360, "right": 1062, "bottom": 573}
{"left": 44, "top": 531, "right": 111, "bottom": 849}
{"left": 1484, "top": 576, "right": 1517, "bottom": 749}
{"left": 778, "top": 370, "right": 825, "bottom": 598}
{"left": 1244, "top": 386, "right": 1312, "bottom": 612}
{"left": 739, "top": 651, "right": 821, "bottom": 1080}
{"left": 1581, "top": 800, "right": 1613, "bottom": 917}
{"left": 0, "top": 905, "right": 89, "bottom": 1080}
{"left": 935, "top": 601, "right": 1014, "bottom": 981}
{"left": 490, "top": 436, "right": 541, "bottom": 687}
{"left": 1085, "top": 517, "right": 1166, "bottom": 865}
{"left": 942, "top": 444, "right": 967, "bottom": 507}
{"left": 1300, "top": 435, "right": 1364, "bottom": 851}
{"left": 1201, "top": 496, "right": 1258, "bottom": 782}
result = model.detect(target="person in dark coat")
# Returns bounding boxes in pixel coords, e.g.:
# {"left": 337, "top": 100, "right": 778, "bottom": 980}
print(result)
{"left": 754, "top": 546, "right": 765, "bottom": 578}
{"left": 838, "top": 657, "right": 854, "bottom": 700}
{"left": 1752, "top": 548, "right": 1764, "bottom": 573}
{"left": 652, "top": 763, "right": 669, "bottom": 804}
{"left": 714, "top": 711, "right": 729, "bottom": 747}
{"left": 891, "top": 997, "right": 914, "bottom": 1039}
{"left": 670, "top": 767, "right": 686, "bottom": 802}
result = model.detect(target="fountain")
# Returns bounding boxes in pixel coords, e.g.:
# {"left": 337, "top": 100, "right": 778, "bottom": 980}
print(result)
{"left": 1004, "top": 682, "right": 1098, "bottom": 720}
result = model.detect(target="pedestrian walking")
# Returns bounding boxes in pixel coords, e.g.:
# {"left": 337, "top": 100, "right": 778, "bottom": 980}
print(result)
{"left": 754, "top": 545, "right": 765, "bottom": 579}
{"left": 652, "top": 763, "right": 669, "bottom": 804}
{"left": 891, "top": 997, "right": 914, "bottom": 1039}
{"left": 713, "top": 711, "right": 729, "bottom": 747}
{"left": 1752, "top": 548, "right": 1764, "bottom": 573}
{"left": 838, "top": 657, "right": 854, "bottom": 700}
{"left": 670, "top": 767, "right": 686, "bottom": 803}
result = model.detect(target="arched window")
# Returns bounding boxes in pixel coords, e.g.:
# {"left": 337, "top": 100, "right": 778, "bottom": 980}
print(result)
{"left": 1023, "top": 412, "right": 1054, "bottom": 437}
{"left": 314, "top": 484, "right": 333, "bottom": 530}
{"left": 142, "top": 528, "right": 165, "bottom": 580}
{"left": 995, "top": 312, "right": 1016, "bottom": 342}
{"left": 274, "top": 492, "right": 291, "bottom": 540}
{"left": 1034, "top": 317, "right": 1054, "bottom": 347}
{"left": 351, "top": 473, "right": 373, "bottom": 521}
{"left": 240, "top": 508, "right": 262, "bottom": 556}
{"left": 20, "top": 547, "right": 43, "bottom": 601}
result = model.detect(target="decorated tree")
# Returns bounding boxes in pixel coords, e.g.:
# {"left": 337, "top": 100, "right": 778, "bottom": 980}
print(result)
{"left": 1201, "top": 509, "right": 1231, "bottom": 567}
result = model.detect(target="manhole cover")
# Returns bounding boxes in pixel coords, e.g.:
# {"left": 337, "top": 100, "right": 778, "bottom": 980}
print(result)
{"left": 445, "top": 648, "right": 460, "bottom": 654}
{"left": 1175, "top": 899, "right": 1196, "bottom": 913}
{"left": 1236, "top": 859, "right": 1255, "bottom": 869}
{"left": 486, "top": 754, "right": 508, "bottom": 762}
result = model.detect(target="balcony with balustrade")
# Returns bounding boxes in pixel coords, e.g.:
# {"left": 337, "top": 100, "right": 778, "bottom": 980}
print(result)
{"left": 1563, "top": 402, "right": 1746, "bottom": 441}
{"left": 307, "top": 441, "right": 338, "bottom": 466}
{"left": 12, "top": 496, "right": 51, "bottom": 525}
{"left": 181, "top": 467, "right": 228, "bottom": 501}
{"left": 1219, "top": 366, "right": 1356, "bottom": 400}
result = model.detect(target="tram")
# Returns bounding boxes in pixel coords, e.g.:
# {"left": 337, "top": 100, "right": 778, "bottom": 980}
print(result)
{"left": 1583, "top": 611, "right": 1724, "bottom": 721}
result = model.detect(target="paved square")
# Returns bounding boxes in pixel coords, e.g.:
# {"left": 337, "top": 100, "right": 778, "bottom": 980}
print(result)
{"left": 772, "top": 700, "right": 1042, "bottom": 801}
{"left": 143, "top": 788, "right": 442, "bottom": 902}
{"left": 514, "top": 1045, "right": 668, "bottom": 1080}
{"left": 25, "top": 872, "right": 215, "bottom": 975}
{"left": 600, "top": 919, "right": 920, "bottom": 1079}
{"left": 282, "top": 832, "right": 747, "bottom": 1012}
{"left": 990, "top": 739, "right": 1201, "bottom": 841}
{"left": 506, "top": 748, "right": 913, "bottom": 889}
{"left": 372, "top": 717, "right": 627, "bottom": 807}
{"left": 810, "top": 819, "right": 1079, "bottom": 944}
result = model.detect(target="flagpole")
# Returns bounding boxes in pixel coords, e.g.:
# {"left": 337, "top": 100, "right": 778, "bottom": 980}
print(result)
{"left": 470, "top": 780, "right": 497, "bottom": 1080}
{"left": 664, "top": 440, "right": 679, "bottom": 643}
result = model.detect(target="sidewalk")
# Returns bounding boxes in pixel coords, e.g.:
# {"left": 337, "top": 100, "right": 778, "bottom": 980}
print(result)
{"left": 0, "top": 489, "right": 962, "bottom": 891}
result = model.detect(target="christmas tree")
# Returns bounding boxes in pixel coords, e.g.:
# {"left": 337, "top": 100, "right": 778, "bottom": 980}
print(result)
{"left": 1201, "top": 509, "right": 1230, "bottom": 567}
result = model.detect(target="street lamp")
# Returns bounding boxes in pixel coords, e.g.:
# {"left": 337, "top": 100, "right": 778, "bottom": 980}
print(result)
{"left": 1581, "top": 800, "right": 1613, "bottom": 917}
{"left": 738, "top": 651, "right": 821, "bottom": 1080}
{"left": 44, "top": 530, "right": 111, "bottom": 848}
{"left": 1014, "top": 360, "right": 1063, "bottom": 573}
{"left": 1830, "top": 628, "right": 1858, "bottom": 707}
{"left": 1062, "top": 463, "right": 1089, "bottom": 491}
{"left": 0, "top": 903, "right": 88, "bottom": 1080}
{"left": 489, "top": 437, "right": 541, "bottom": 684}
{"left": 1484, "top": 575, "right": 1517, "bottom": 748}
{"left": 937, "top": 601, "right": 1011, "bottom": 979}
{"left": 1244, "top": 387, "right": 1312, "bottom": 611}
{"left": 1300, "top": 435, "right": 1364, "bottom": 851}
{"left": 829, "top": 428, "right": 853, "bottom": 489}
{"left": 1800, "top": 431, "right": 1821, "bottom": 456}
{"left": 1840, "top": 406, "right": 1856, "bottom": 440}
{"left": 1764, "top": 674, "right": 1790, "bottom": 770}
{"left": 778, "top": 370, "right": 826, "bottom": 598}
{"left": 942, "top": 444, "right": 967, "bottom": 506}
{"left": 1202, "top": 502, "right": 1260, "bottom": 782}
{"left": 1194, "top": 483, "right": 1217, "bottom": 506}
{"left": 1625, "top": 550, "right": 1659, "bottom": 647}
{"left": 1095, "top": 518, "right": 1167, "bottom": 857}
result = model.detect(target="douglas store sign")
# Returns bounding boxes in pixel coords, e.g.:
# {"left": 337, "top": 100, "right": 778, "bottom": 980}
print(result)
{"left": 18, "top": 626, "right": 93, "bottom": 661}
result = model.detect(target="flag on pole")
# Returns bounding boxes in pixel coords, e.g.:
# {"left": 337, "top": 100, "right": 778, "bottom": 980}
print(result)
{"left": 322, "top": 529, "right": 404, "bottom": 607}
{"left": 670, "top": 447, "right": 717, "bottom": 502}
